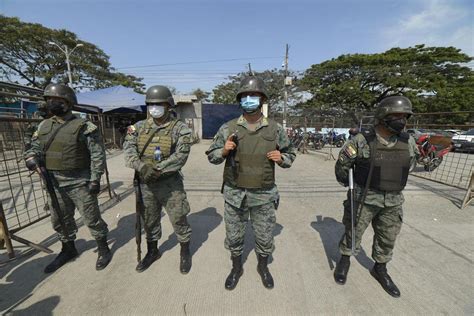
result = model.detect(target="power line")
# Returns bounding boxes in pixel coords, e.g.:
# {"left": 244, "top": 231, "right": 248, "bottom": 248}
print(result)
{"left": 116, "top": 56, "right": 283, "bottom": 70}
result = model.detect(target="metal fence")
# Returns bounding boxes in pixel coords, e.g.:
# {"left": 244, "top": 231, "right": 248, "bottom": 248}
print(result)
{"left": 0, "top": 116, "right": 117, "bottom": 260}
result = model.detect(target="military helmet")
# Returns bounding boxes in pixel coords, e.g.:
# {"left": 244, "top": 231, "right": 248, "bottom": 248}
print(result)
{"left": 145, "top": 85, "right": 175, "bottom": 107}
{"left": 375, "top": 95, "right": 413, "bottom": 119}
{"left": 43, "top": 83, "right": 77, "bottom": 105}
{"left": 236, "top": 76, "right": 268, "bottom": 102}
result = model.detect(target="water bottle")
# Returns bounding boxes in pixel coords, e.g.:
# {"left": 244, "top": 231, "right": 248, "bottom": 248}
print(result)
{"left": 154, "top": 146, "right": 162, "bottom": 162}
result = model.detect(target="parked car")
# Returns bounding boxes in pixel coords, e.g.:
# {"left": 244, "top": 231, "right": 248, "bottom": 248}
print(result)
{"left": 451, "top": 129, "right": 474, "bottom": 152}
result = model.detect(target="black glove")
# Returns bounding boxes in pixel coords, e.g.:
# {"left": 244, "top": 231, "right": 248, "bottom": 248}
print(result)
{"left": 25, "top": 156, "right": 39, "bottom": 171}
{"left": 88, "top": 180, "right": 101, "bottom": 195}
{"left": 139, "top": 164, "right": 160, "bottom": 184}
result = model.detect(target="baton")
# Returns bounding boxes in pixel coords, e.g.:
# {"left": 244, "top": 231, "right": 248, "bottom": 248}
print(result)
{"left": 348, "top": 168, "right": 356, "bottom": 255}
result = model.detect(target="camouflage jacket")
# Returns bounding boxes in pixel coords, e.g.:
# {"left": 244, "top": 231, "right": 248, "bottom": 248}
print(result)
{"left": 123, "top": 117, "right": 192, "bottom": 175}
{"left": 206, "top": 115, "right": 297, "bottom": 208}
{"left": 24, "top": 113, "right": 106, "bottom": 188}
{"left": 335, "top": 128, "right": 420, "bottom": 207}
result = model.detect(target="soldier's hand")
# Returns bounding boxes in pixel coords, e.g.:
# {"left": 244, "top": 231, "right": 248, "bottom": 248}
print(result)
{"left": 25, "top": 156, "right": 39, "bottom": 171}
{"left": 88, "top": 180, "right": 101, "bottom": 195}
{"left": 222, "top": 134, "right": 237, "bottom": 157}
{"left": 267, "top": 150, "right": 283, "bottom": 164}
{"left": 139, "top": 164, "right": 161, "bottom": 184}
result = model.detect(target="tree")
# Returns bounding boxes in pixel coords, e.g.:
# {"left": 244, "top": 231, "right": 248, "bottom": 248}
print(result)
{"left": 211, "top": 69, "right": 302, "bottom": 113}
{"left": 0, "top": 15, "right": 144, "bottom": 92}
{"left": 300, "top": 45, "right": 474, "bottom": 119}
{"left": 191, "top": 88, "right": 211, "bottom": 102}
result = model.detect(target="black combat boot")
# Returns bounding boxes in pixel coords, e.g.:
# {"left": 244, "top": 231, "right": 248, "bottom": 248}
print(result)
{"left": 179, "top": 241, "right": 192, "bottom": 274}
{"left": 257, "top": 254, "right": 274, "bottom": 289}
{"left": 334, "top": 255, "right": 350, "bottom": 285}
{"left": 370, "top": 262, "right": 401, "bottom": 298}
{"left": 225, "top": 255, "right": 243, "bottom": 290}
{"left": 136, "top": 241, "right": 161, "bottom": 273}
{"left": 44, "top": 241, "right": 79, "bottom": 274}
{"left": 96, "top": 238, "right": 112, "bottom": 271}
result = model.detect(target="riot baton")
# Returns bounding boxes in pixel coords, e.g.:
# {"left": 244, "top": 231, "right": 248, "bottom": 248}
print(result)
{"left": 33, "top": 164, "right": 69, "bottom": 239}
{"left": 348, "top": 168, "right": 356, "bottom": 255}
{"left": 133, "top": 172, "right": 143, "bottom": 262}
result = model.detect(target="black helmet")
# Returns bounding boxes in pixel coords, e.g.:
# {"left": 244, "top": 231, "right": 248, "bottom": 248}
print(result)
{"left": 236, "top": 76, "right": 268, "bottom": 102}
{"left": 43, "top": 83, "right": 77, "bottom": 105}
{"left": 145, "top": 85, "right": 175, "bottom": 107}
{"left": 375, "top": 96, "right": 413, "bottom": 119}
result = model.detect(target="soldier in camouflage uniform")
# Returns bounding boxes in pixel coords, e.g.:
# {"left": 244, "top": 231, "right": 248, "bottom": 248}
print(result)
{"left": 24, "top": 84, "right": 111, "bottom": 273}
{"left": 123, "top": 85, "right": 193, "bottom": 274}
{"left": 334, "top": 96, "right": 419, "bottom": 298}
{"left": 206, "top": 76, "right": 296, "bottom": 290}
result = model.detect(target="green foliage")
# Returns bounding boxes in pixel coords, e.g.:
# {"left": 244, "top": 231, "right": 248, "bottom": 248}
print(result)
{"left": 300, "top": 45, "right": 474, "bottom": 117}
{"left": 191, "top": 88, "right": 210, "bottom": 102}
{"left": 0, "top": 15, "right": 144, "bottom": 91}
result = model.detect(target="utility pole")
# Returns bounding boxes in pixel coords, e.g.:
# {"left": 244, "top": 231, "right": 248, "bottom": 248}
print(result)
{"left": 283, "top": 44, "right": 289, "bottom": 129}
{"left": 48, "top": 42, "right": 84, "bottom": 88}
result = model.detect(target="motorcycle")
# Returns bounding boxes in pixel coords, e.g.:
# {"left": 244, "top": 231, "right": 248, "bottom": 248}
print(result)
{"left": 309, "top": 132, "right": 327, "bottom": 150}
{"left": 327, "top": 131, "right": 346, "bottom": 147}
{"left": 410, "top": 134, "right": 452, "bottom": 172}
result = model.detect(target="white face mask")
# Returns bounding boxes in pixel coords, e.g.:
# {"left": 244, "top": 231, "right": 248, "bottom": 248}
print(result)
{"left": 148, "top": 105, "right": 166, "bottom": 118}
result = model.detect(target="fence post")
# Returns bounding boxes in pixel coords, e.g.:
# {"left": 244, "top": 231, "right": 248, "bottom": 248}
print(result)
{"left": 461, "top": 171, "right": 474, "bottom": 209}
{"left": 0, "top": 202, "right": 15, "bottom": 259}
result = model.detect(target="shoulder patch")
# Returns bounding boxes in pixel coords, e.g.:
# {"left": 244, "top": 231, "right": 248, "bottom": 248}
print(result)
{"left": 32, "top": 130, "right": 38, "bottom": 140}
{"left": 127, "top": 125, "right": 137, "bottom": 135}
{"left": 83, "top": 121, "right": 98, "bottom": 135}
{"left": 343, "top": 143, "right": 357, "bottom": 159}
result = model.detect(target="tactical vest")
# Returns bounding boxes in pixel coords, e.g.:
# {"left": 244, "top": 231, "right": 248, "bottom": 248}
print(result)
{"left": 223, "top": 118, "right": 279, "bottom": 189}
{"left": 354, "top": 130, "right": 411, "bottom": 192}
{"left": 37, "top": 117, "right": 90, "bottom": 171}
{"left": 137, "top": 118, "right": 178, "bottom": 166}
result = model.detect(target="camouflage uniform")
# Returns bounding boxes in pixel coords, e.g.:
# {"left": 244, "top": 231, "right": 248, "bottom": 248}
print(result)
{"left": 123, "top": 117, "right": 192, "bottom": 243}
{"left": 24, "top": 113, "right": 109, "bottom": 242}
{"left": 206, "top": 115, "right": 296, "bottom": 257}
{"left": 335, "top": 130, "right": 419, "bottom": 263}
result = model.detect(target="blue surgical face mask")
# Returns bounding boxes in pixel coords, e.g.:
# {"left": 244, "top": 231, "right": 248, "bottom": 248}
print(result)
{"left": 240, "top": 96, "right": 261, "bottom": 113}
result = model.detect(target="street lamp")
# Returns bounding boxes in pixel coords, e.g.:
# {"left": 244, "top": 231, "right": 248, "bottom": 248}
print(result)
{"left": 48, "top": 41, "right": 84, "bottom": 87}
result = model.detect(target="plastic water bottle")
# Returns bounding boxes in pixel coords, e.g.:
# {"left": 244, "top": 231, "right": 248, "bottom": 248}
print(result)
{"left": 154, "top": 146, "right": 162, "bottom": 162}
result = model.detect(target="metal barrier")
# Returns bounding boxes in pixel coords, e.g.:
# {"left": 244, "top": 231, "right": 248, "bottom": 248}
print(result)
{"left": 0, "top": 116, "right": 117, "bottom": 260}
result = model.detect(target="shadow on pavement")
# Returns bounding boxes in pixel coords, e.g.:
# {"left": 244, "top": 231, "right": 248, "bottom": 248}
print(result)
{"left": 408, "top": 177, "right": 464, "bottom": 208}
{"left": 9, "top": 295, "right": 60, "bottom": 316}
{"left": 108, "top": 213, "right": 136, "bottom": 255}
{"left": 160, "top": 207, "right": 223, "bottom": 257}
{"left": 310, "top": 215, "right": 373, "bottom": 271}
{"left": 0, "top": 238, "right": 95, "bottom": 313}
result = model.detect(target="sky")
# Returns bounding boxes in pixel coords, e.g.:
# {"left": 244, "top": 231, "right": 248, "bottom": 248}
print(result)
{"left": 1, "top": 0, "right": 473, "bottom": 93}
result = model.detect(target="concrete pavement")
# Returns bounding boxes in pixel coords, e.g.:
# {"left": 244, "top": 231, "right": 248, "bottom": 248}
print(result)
{"left": 1, "top": 141, "right": 473, "bottom": 315}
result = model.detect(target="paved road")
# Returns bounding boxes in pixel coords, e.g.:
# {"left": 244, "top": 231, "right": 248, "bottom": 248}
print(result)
{"left": 1, "top": 141, "right": 473, "bottom": 315}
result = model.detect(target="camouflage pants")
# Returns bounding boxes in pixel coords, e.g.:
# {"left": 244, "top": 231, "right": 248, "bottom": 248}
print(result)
{"left": 49, "top": 183, "right": 109, "bottom": 242}
{"left": 224, "top": 200, "right": 276, "bottom": 257}
{"left": 141, "top": 174, "right": 192, "bottom": 243}
{"left": 339, "top": 199, "right": 403, "bottom": 263}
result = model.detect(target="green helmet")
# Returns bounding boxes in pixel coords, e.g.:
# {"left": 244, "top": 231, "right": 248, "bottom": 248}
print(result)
{"left": 43, "top": 83, "right": 77, "bottom": 105}
{"left": 236, "top": 76, "right": 268, "bottom": 102}
{"left": 145, "top": 85, "right": 175, "bottom": 107}
{"left": 375, "top": 96, "right": 413, "bottom": 120}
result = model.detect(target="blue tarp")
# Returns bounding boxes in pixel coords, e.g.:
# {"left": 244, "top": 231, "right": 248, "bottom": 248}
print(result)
{"left": 77, "top": 85, "right": 145, "bottom": 113}
{"left": 202, "top": 103, "right": 241, "bottom": 139}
